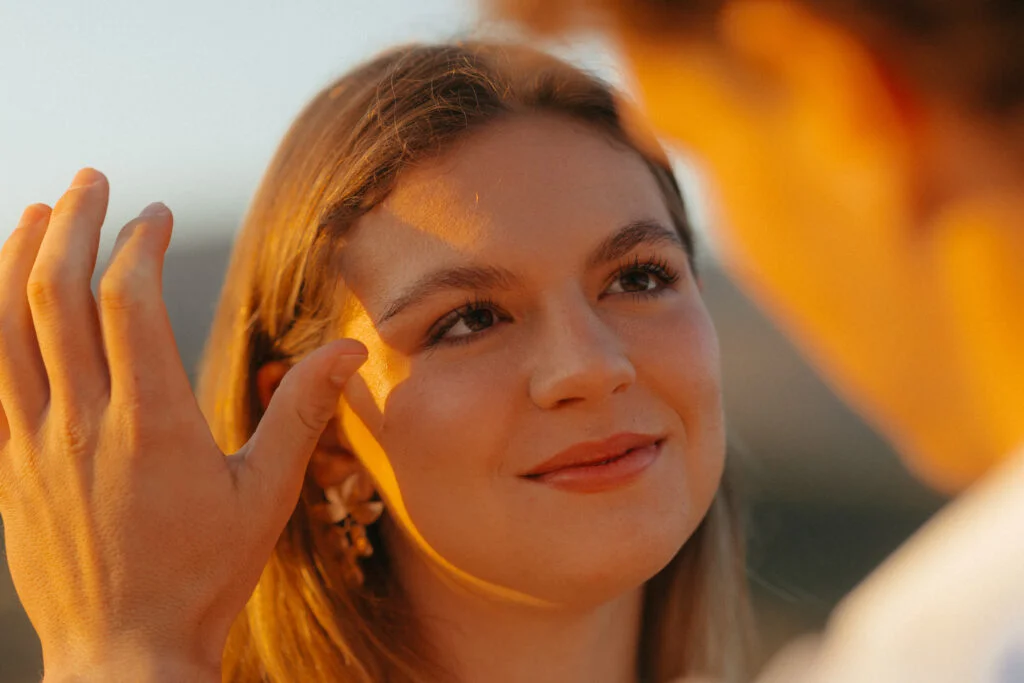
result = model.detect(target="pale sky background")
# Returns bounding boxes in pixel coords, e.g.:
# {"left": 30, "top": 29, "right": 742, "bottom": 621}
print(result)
{"left": 1, "top": 0, "right": 713, "bottom": 252}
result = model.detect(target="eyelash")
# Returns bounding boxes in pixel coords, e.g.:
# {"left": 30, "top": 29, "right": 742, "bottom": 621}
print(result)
{"left": 610, "top": 255, "right": 680, "bottom": 298}
{"left": 425, "top": 296, "right": 506, "bottom": 348}
{"left": 424, "top": 256, "right": 682, "bottom": 348}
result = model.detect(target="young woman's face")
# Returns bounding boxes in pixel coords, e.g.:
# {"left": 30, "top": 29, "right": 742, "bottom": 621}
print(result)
{"left": 336, "top": 114, "right": 725, "bottom": 606}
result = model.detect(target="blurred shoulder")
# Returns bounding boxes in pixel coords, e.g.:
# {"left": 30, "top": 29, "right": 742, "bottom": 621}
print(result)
{"left": 810, "top": 445, "right": 1024, "bottom": 682}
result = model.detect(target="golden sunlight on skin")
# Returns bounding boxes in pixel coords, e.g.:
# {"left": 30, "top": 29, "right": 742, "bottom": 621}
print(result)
{"left": 335, "top": 175, "right": 546, "bottom": 606}
{"left": 340, "top": 297, "right": 411, "bottom": 416}
{"left": 335, "top": 293, "right": 548, "bottom": 606}
{"left": 612, "top": 0, "right": 1024, "bottom": 491}
{"left": 331, "top": 113, "right": 725, "bottom": 611}
{"left": 385, "top": 171, "right": 492, "bottom": 251}
{"left": 337, "top": 392, "right": 553, "bottom": 607}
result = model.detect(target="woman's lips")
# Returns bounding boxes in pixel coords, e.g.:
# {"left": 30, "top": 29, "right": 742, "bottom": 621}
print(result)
{"left": 523, "top": 439, "right": 664, "bottom": 494}
{"left": 521, "top": 432, "right": 665, "bottom": 476}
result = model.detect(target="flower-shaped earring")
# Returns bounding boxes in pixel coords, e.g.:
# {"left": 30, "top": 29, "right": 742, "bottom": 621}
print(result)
{"left": 313, "top": 470, "right": 384, "bottom": 587}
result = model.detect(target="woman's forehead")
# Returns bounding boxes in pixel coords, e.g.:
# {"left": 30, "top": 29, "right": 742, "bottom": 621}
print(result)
{"left": 347, "top": 114, "right": 671, "bottom": 262}
{"left": 335, "top": 119, "right": 679, "bottom": 331}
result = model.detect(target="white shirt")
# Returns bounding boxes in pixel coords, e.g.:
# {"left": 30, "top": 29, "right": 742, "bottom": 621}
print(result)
{"left": 756, "top": 445, "right": 1024, "bottom": 683}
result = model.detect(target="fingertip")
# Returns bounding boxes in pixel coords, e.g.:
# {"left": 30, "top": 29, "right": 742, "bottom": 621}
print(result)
{"left": 132, "top": 202, "right": 175, "bottom": 255}
{"left": 137, "top": 202, "right": 174, "bottom": 238}
{"left": 69, "top": 167, "right": 107, "bottom": 190}
{"left": 18, "top": 203, "right": 51, "bottom": 229}
{"left": 140, "top": 201, "right": 170, "bottom": 218}
{"left": 328, "top": 343, "right": 369, "bottom": 387}
{"left": 332, "top": 338, "right": 369, "bottom": 357}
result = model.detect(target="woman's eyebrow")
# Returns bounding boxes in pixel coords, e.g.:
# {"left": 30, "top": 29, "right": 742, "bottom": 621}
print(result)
{"left": 586, "top": 219, "right": 684, "bottom": 269}
{"left": 378, "top": 265, "right": 522, "bottom": 326}
{"left": 377, "top": 219, "right": 683, "bottom": 327}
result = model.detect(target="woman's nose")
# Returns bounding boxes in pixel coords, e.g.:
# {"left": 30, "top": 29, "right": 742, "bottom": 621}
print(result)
{"left": 528, "top": 302, "right": 636, "bottom": 410}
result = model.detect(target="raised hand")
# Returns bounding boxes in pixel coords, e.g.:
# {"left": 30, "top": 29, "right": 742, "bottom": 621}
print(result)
{"left": 0, "top": 169, "right": 367, "bottom": 682}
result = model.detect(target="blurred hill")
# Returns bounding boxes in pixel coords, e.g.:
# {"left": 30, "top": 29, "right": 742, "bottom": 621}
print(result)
{"left": 0, "top": 231, "right": 945, "bottom": 681}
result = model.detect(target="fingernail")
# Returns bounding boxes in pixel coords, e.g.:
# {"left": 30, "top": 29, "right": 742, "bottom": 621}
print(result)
{"left": 69, "top": 168, "right": 105, "bottom": 189}
{"left": 329, "top": 346, "right": 368, "bottom": 387}
{"left": 140, "top": 202, "right": 169, "bottom": 217}
{"left": 335, "top": 339, "right": 368, "bottom": 356}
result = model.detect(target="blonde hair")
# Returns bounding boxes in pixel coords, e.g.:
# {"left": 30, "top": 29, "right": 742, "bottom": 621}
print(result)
{"left": 195, "top": 41, "right": 751, "bottom": 683}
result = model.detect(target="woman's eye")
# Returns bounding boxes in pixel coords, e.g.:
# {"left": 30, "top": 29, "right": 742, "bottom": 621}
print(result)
{"left": 605, "top": 259, "right": 680, "bottom": 297}
{"left": 453, "top": 307, "right": 496, "bottom": 334}
{"left": 427, "top": 301, "right": 505, "bottom": 346}
{"left": 608, "top": 269, "right": 657, "bottom": 294}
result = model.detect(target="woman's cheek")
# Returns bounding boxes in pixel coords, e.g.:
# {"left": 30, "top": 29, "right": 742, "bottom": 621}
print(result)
{"left": 631, "top": 297, "right": 721, "bottom": 382}
{"left": 390, "top": 356, "right": 513, "bottom": 461}
{"left": 372, "top": 356, "right": 517, "bottom": 549}
{"left": 639, "top": 300, "right": 725, "bottom": 438}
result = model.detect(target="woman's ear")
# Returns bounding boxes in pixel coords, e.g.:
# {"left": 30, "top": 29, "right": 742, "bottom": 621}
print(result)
{"left": 256, "top": 360, "right": 358, "bottom": 488}
{"left": 255, "top": 360, "right": 289, "bottom": 414}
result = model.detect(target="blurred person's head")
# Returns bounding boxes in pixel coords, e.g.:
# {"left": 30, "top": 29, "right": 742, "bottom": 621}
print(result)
{"left": 492, "top": 0, "right": 1024, "bottom": 491}
{"left": 196, "top": 42, "right": 749, "bottom": 683}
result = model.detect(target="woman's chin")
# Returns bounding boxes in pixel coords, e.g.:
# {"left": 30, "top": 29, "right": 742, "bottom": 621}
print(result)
{"left": 510, "top": 518, "right": 694, "bottom": 609}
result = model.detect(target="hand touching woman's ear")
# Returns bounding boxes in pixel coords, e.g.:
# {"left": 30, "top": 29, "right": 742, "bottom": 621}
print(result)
{"left": 0, "top": 168, "right": 369, "bottom": 683}
{"left": 257, "top": 360, "right": 363, "bottom": 489}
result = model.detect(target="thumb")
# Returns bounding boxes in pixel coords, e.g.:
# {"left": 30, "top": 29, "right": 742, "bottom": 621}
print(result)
{"left": 240, "top": 339, "right": 368, "bottom": 513}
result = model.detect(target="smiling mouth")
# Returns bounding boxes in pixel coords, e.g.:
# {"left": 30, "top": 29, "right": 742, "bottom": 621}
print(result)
{"left": 523, "top": 444, "right": 658, "bottom": 477}
{"left": 521, "top": 432, "right": 666, "bottom": 478}
{"left": 521, "top": 438, "right": 665, "bottom": 494}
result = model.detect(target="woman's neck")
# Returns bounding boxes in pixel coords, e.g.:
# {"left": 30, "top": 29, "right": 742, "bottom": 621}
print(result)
{"left": 386, "top": 530, "right": 645, "bottom": 683}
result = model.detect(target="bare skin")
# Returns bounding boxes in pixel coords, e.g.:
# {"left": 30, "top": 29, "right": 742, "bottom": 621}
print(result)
{"left": 0, "top": 168, "right": 368, "bottom": 682}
